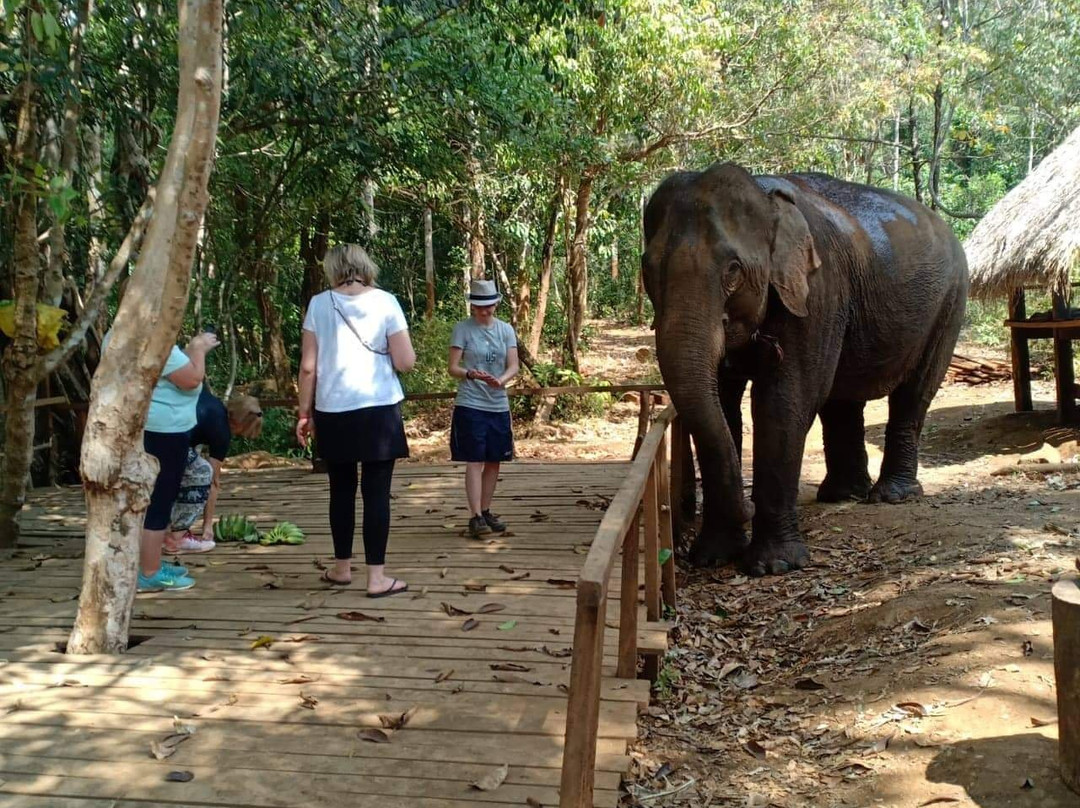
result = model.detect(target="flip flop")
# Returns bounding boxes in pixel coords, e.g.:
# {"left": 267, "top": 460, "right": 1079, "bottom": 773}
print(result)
{"left": 367, "top": 578, "right": 409, "bottom": 599}
{"left": 320, "top": 570, "right": 351, "bottom": 587}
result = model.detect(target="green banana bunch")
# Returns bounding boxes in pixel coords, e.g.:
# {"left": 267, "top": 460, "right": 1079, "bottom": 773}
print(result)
{"left": 259, "top": 521, "right": 306, "bottom": 546}
{"left": 213, "top": 514, "right": 260, "bottom": 544}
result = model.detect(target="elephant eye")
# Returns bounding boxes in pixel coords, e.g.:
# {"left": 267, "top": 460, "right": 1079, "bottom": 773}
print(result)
{"left": 722, "top": 259, "right": 743, "bottom": 289}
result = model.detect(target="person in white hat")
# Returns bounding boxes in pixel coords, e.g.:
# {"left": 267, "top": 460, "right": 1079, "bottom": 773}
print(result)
{"left": 447, "top": 279, "right": 520, "bottom": 538}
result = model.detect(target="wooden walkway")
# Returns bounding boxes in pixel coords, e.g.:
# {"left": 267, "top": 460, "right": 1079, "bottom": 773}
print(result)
{"left": 0, "top": 462, "right": 662, "bottom": 808}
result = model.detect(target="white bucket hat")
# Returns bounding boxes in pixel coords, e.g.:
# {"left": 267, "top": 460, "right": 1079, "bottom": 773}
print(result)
{"left": 467, "top": 278, "right": 501, "bottom": 306}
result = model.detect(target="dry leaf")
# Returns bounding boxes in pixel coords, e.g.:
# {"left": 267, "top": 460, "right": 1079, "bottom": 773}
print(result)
{"left": 743, "top": 740, "right": 767, "bottom": 759}
{"left": 299, "top": 692, "right": 319, "bottom": 710}
{"left": 279, "top": 674, "right": 319, "bottom": 685}
{"left": 547, "top": 578, "right": 576, "bottom": 589}
{"left": 299, "top": 594, "right": 326, "bottom": 610}
{"left": 412, "top": 586, "right": 429, "bottom": 600}
{"left": 336, "top": 611, "right": 385, "bottom": 623}
{"left": 442, "top": 602, "right": 472, "bottom": 617}
{"left": 440, "top": 567, "right": 449, "bottom": 578}
{"left": 462, "top": 618, "right": 480, "bottom": 631}
{"left": 149, "top": 732, "right": 192, "bottom": 761}
{"left": 435, "top": 669, "right": 454, "bottom": 683}
{"left": 509, "top": 571, "right": 531, "bottom": 581}
{"left": 477, "top": 603, "right": 506, "bottom": 614}
{"left": 795, "top": 676, "right": 826, "bottom": 691}
{"left": 164, "top": 770, "right": 194, "bottom": 783}
{"left": 357, "top": 728, "right": 390, "bottom": 743}
{"left": 499, "top": 565, "right": 516, "bottom": 574}
{"left": 378, "top": 707, "right": 417, "bottom": 730}
{"left": 526, "top": 798, "right": 543, "bottom": 808}
{"left": 491, "top": 662, "right": 532, "bottom": 672}
{"left": 1031, "top": 716, "right": 1058, "bottom": 727}
{"left": 250, "top": 635, "right": 275, "bottom": 650}
{"left": 919, "top": 799, "right": 960, "bottom": 806}
{"left": 203, "top": 675, "right": 231, "bottom": 682}
{"left": 464, "top": 583, "right": 487, "bottom": 592}
{"left": 470, "top": 763, "right": 509, "bottom": 791}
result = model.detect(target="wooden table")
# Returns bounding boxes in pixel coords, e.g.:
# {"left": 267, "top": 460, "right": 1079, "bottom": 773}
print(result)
{"left": 1006, "top": 287, "right": 1079, "bottom": 423}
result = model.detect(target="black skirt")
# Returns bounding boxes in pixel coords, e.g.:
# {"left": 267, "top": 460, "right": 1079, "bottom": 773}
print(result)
{"left": 313, "top": 403, "right": 409, "bottom": 464}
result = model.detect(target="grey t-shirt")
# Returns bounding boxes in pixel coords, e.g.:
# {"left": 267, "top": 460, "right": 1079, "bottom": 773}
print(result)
{"left": 451, "top": 317, "right": 517, "bottom": 412}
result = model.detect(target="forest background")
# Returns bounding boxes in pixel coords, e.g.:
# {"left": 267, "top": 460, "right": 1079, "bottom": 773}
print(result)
{"left": 1, "top": 0, "right": 1079, "bottom": 480}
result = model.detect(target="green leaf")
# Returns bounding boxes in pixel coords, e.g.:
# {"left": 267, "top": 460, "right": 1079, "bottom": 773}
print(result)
{"left": 496, "top": 620, "right": 517, "bottom": 631}
{"left": 658, "top": 548, "right": 672, "bottom": 566}
{"left": 29, "top": 10, "right": 42, "bottom": 41}
{"left": 41, "top": 10, "right": 59, "bottom": 39}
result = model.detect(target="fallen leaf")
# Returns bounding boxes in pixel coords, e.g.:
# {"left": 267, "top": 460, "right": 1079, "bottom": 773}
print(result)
{"left": 546, "top": 578, "right": 576, "bottom": 589}
{"left": 795, "top": 676, "right": 826, "bottom": 691}
{"left": 412, "top": 586, "right": 429, "bottom": 600}
{"left": 470, "top": 763, "right": 509, "bottom": 791}
{"left": 441, "top": 602, "right": 472, "bottom": 616}
{"left": 440, "top": 567, "right": 448, "bottom": 578}
{"left": 1031, "top": 716, "right": 1058, "bottom": 727}
{"left": 164, "top": 771, "right": 194, "bottom": 783}
{"left": 172, "top": 717, "right": 196, "bottom": 736}
{"left": 299, "top": 692, "right": 318, "bottom": 710}
{"left": 149, "top": 732, "right": 192, "bottom": 761}
{"left": 1021, "top": 777, "right": 1035, "bottom": 790}
{"left": 526, "top": 798, "right": 543, "bottom": 808}
{"left": 435, "top": 669, "right": 454, "bottom": 683}
{"left": 203, "top": 675, "right": 231, "bottom": 682}
{"left": 743, "top": 740, "right": 767, "bottom": 759}
{"left": 336, "top": 611, "right": 385, "bottom": 623}
{"left": 477, "top": 603, "right": 506, "bottom": 614}
{"left": 510, "top": 571, "right": 531, "bottom": 581}
{"left": 358, "top": 728, "right": 390, "bottom": 743}
{"left": 499, "top": 565, "right": 516, "bottom": 574}
{"left": 896, "top": 702, "right": 929, "bottom": 717}
{"left": 442, "top": 522, "right": 456, "bottom": 530}
{"left": 299, "top": 594, "right": 326, "bottom": 610}
{"left": 464, "top": 583, "right": 487, "bottom": 592}
{"left": 462, "top": 618, "right": 479, "bottom": 631}
{"left": 497, "top": 620, "right": 518, "bottom": 631}
{"left": 530, "top": 511, "right": 550, "bottom": 522}
{"left": 279, "top": 674, "right": 319, "bottom": 685}
{"left": 918, "top": 798, "right": 960, "bottom": 806}
{"left": 250, "top": 635, "right": 275, "bottom": 650}
{"left": 731, "top": 670, "right": 759, "bottom": 690}
{"left": 378, "top": 707, "right": 417, "bottom": 730}
{"left": 491, "top": 662, "right": 532, "bottom": 672}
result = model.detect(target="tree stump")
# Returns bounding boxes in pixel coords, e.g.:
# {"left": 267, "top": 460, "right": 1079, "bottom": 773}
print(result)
{"left": 1053, "top": 575, "right": 1080, "bottom": 794}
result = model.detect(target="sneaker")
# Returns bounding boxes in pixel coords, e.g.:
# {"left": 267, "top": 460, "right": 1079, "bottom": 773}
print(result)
{"left": 162, "top": 560, "right": 188, "bottom": 577}
{"left": 482, "top": 510, "right": 506, "bottom": 532}
{"left": 468, "top": 515, "right": 492, "bottom": 538}
{"left": 137, "top": 567, "right": 196, "bottom": 593}
{"left": 164, "top": 531, "right": 216, "bottom": 554}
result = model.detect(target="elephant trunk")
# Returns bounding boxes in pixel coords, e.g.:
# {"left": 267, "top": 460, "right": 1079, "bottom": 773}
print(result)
{"left": 656, "top": 314, "right": 751, "bottom": 553}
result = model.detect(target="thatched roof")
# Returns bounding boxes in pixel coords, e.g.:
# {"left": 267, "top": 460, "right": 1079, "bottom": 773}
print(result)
{"left": 966, "top": 125, "right": 1080, "bottom": 300}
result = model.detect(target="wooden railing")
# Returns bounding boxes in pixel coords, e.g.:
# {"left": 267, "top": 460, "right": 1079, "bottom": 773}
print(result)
{"left": 559, "top": 405, "right": 680, "bottom": 807}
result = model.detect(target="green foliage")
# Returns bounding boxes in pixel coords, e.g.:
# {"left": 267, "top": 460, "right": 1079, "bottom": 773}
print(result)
{"left": 519, "top": 362, "right": 611, "bottom": 422}
{"left": 230, "top": 407, "right": 310, "bottom": 460}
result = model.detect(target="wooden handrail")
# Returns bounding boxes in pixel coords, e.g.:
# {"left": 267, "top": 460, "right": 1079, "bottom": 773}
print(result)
{"left": 560, "top": 405, "right": 678, "bottom": 808}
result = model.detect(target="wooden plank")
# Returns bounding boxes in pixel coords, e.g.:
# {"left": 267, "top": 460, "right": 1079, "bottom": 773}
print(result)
{"left": 616, "top": 511, "right": 639, "bottom": 679}
{"left": 643, "top": 458, "right": 660, "bottom": 622}
{"left": 1053, "top": 576, "right": 1080, "bottom": 793}
{"left": 559, "top": 588, "right": 607, "bottom": 808}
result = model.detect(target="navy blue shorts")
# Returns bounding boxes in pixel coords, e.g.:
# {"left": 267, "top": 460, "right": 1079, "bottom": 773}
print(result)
{"left": 450, "top": 406, "right": 514, "bottom": 463}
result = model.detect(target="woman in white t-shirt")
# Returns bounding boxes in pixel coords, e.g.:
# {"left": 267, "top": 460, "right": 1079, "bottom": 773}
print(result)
{"left": 296, "top": 244, "right": 416, "bottom": 596}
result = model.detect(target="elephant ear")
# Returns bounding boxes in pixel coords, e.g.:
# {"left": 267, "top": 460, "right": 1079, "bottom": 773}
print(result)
{"left": 767, "top": 187, "right": 821, "bottom": 318}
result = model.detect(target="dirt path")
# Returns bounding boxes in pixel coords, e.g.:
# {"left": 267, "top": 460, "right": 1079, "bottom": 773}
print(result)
{"left": 624, "top": 349, "right": 1080, "bottom": 807}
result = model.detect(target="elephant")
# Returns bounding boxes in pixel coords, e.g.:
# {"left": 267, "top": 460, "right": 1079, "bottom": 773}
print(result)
{"left": 642, "top": 162, "right": 968, "bottom": 576}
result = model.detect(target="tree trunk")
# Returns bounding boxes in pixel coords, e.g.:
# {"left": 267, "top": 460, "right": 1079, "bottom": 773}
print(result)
{"left": 908, "top": 96, "right": 923, "bottom": 205}
{"left": 929, "top": 82, "right": 944, "bottom": 210}
{"left": 562, "top": 172, "right": 594, "bottom": 371}
{"left": 255, "top": 256, "right": 293, "bottom": 395}
{"left": 362, "top": 177, "right": 378, "bottom": 241}
{"left": 299, "top": 209, "right": 329, "bottom": 317}
{"left": 515, "top": 229, "right": 530, "bottom": 328}
{"left": 68, "top": 0, "right": 223, "bottom": 654}
{"left": 0, "top": 6, "right": 44, "bottom": 551}
{"left": 610, "top": 237, "right": 618, "bottom": 280}
{"left": 527, "top": 175, "right": 563, "bottom": 358}
{"left": 893, "top": 111, "right": 901, "bottom": 191}
{"left": 424, "top": 206, "right": 435, "bottom": 319}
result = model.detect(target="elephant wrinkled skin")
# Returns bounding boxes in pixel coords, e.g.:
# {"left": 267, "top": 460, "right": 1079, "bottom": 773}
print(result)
{"left": 643, "top": 163, "right": 968, "bottom": 576}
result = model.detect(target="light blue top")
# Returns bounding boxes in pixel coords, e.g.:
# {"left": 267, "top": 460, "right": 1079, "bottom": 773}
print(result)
{"left": 147, "top": 345, "right": 201, "bottom": 433}
{"left": 451, "top": 317, "right": 517, "bottom": 412}
{"left": 102, "top": 332, "right": 201, "bottom": 434}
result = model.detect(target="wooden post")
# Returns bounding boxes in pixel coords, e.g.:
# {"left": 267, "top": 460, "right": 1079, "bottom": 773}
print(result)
{"left": 657, "top": 429, "right": 677, "bottom": 613}
{"left": 559, "top": 583, "right": 607, "bottom": 808}
{"left": 643, "top": 458, "right": 660, "bottom": 622}
{"left": 669, "top": 414, "right": 695, "bottom": 535}
{"left": 616, "top": 510, "right": 640, "bottom": 679}
{"left": 1053, "top": 291, "right": 1077, "bottom": 423}
{"left": 1009, "top": 287, "right": 1033, "bottom": 412}
{"left": 1053, "top": 576, "right": 1080, "bottom": 794}
{"left": 631, "top": 392, "right": 652, "bottom": 459}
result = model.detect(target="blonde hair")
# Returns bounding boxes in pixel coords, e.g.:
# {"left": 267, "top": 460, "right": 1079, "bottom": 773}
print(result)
{"left": 323, "top": 244, "right": 379, "bottom": 288}
{"left": 227, "top": 395, "right": 263, "bottom": 439}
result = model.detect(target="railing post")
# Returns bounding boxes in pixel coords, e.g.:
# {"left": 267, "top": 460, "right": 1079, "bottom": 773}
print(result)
{"left": 559, "top": 584, "right": 607, "bottom": 808}
{"left": 657, "top": 429, "right": 677, "bottom": 613}
{"left": 616, "top": 508, "right": 640, "bottom": 679}
{"left": 669, "top": 414, "right": 694, "bottom": 539}
{"left": 643, "top": 457, "right": 660, "bottom": 622}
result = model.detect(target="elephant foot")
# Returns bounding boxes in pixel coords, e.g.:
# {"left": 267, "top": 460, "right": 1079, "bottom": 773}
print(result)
{"left": 740, "top": 537, "right": 811, "bottom": 577}
{"left": 688, "top": 525, "right": 751, "bottom": 568}
{"left": 816, "top": 473, "right": 872, "bottom": 503}
{"left": 867, "top": 477, "right": 923, "bottom": 504}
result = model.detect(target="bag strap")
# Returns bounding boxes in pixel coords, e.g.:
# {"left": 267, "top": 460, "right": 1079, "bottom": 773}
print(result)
{"left": 330, "top": 293, "right": 390, "bottom": 356}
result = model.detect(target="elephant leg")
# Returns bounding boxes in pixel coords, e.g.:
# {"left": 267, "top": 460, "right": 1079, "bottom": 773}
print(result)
{"left": 741, "top": 378, "right": 818, "bottom": 577}
{"left": 816, "top": 399, "right": 871, "bottom": 502}
{"left": 869, "top": 303, "right": 961, "bottom": 503}
{"left": 688, "top": 376, "right": 751, "bottom": 567}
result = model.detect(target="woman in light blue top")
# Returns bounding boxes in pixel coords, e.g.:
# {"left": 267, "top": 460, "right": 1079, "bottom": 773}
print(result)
{"left": 135, "top": 329, "right": 219, "bottom": 592}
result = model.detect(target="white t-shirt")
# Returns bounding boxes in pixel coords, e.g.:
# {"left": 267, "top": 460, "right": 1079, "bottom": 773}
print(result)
{"left": 302, "top": 288, "right": 408, "bottom": 412}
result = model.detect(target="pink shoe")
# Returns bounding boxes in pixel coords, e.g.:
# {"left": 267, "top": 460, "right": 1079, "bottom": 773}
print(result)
{"left": 165, "top": 531, "right": 216, "bottom": 554}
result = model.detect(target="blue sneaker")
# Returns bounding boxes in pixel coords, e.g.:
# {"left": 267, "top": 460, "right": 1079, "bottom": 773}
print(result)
{"left": 137, "top": 567, "right": 195, "bottom": 593}
{"left": 162, "top": 560, "right": 188, "bottom": 577}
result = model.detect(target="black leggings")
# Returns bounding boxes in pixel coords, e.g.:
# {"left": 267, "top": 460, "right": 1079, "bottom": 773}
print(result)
{"left": 143, "top": 430, "right": 192, "bottom": 530}
{"left": 327, "top": 459, "right": 396, "bottom": 564}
